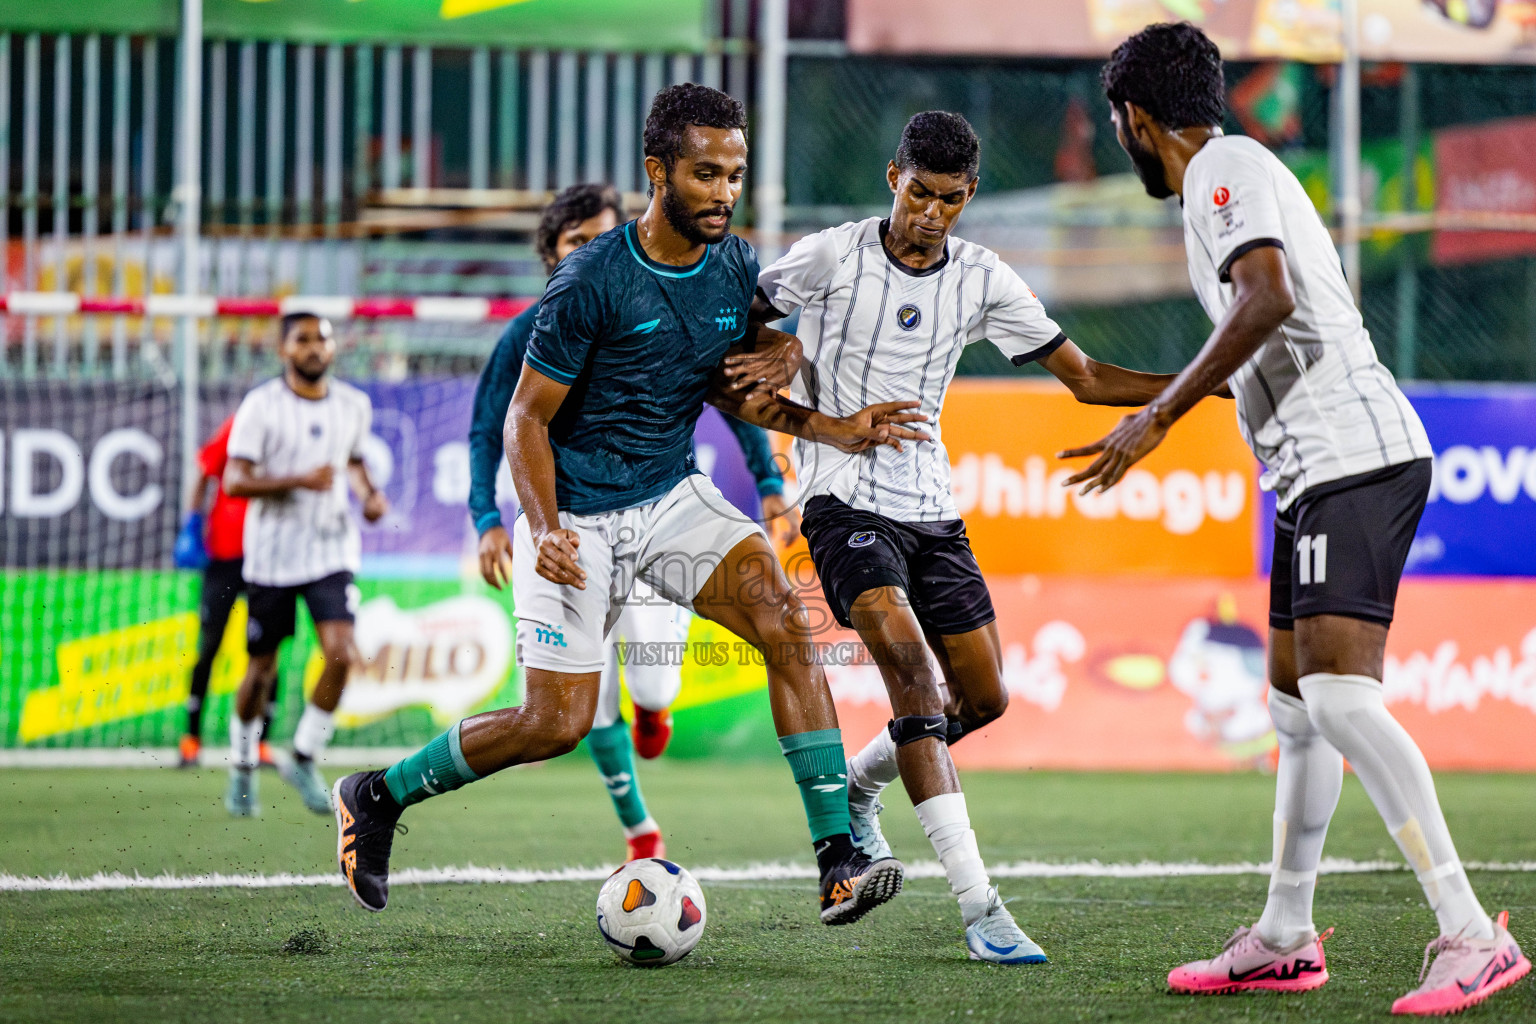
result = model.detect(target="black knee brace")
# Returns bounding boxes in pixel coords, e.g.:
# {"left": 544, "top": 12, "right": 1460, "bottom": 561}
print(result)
{"left": 887, "top": 714, "right": 949, "bottom": 747}
{"left": 945, "top": 714, "right": 968, "bottom": 746}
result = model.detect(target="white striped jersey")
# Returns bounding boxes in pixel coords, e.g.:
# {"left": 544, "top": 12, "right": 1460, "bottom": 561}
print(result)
{"left": 758, "top": 217, "right": 1065, "bottom": 522}
{"left": 1182, "top": 135, "right": 1431, "bottom": 511}
{"left": 226, "top": 377, "right": 373, "bottom": 587}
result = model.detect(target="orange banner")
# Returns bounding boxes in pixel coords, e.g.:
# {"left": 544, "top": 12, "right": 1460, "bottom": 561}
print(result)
{"left": 821, "top": 575, "right": 1536, "bottom": 772}
{"left": 939, "top": 381, "right": 1257, "bottom": 577}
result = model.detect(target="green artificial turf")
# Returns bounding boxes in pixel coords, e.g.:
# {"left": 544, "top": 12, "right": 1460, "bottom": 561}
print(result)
{"left": 2, "top": 761, "right": 1534, "bottom": 1023}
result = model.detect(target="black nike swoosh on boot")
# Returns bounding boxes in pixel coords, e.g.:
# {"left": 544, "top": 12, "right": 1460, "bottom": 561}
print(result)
{"left": 1458, "top": 949, "right": 1519, "bottom": 995}
{"left": 1228, "top": 958, "right": 1322, "bottom": 983}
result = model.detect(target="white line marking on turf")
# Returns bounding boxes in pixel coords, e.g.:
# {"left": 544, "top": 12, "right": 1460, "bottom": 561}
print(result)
{"left": 5, "top": 858, "right": 1536, "bottom": 893}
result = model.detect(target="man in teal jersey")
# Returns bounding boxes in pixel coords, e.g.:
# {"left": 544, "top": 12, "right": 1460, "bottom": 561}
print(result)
{"left": 468, "top": 183, "right": 801, "bottom": 863}
{"left": 335, "top": 84, "right": 926, "bottom": 928}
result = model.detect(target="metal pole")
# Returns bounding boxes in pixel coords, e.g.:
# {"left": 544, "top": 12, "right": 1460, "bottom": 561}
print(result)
{"left": 556, "top": 50, "right": 577, "bottom": 189}
{"left": 412, "top": 46, "right": 431, "bottom": 188}
{"left": 21, "top": 33, "right": 39, "bottom": 376}
{"left": 111, "top": 35, "right": 129, "bottom": 377}
{"left": 527, "top": 50, "right": 549, "bottom": 193}
{"left": 51, "top": 34, "right": 70, "bottom": 374}
{"left": 178, "top": 0, "right": 204, "bottom": 514}
{"left": 757, "top": 0, "right": 788, "bottom": 261}
{"left": 470, "top": 46, "right": 490, "bottom": 191}
{"left": 1395, "top": 64, "right": 1419, "bottom": 380}
{"left": 1336, "top": 0, "right": 1362, "bottom": 304}
{"left": 382, "top": 45, "right": 401, "bottom": 190}
{"left": 82, "top": 34, "right": 101, "bottom": 375}
{"left": 584, "top": 53, "right": 607, "bottom": 185}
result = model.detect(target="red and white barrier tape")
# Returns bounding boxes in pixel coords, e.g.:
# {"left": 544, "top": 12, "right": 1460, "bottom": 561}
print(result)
{"left": 0, "top": 292, "right": 535, "bottom": 322}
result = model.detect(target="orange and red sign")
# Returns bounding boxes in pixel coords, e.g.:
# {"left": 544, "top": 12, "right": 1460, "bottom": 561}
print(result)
{"left": 820, "top": 575, "right": 1536, "bottom": 772}
{"left": 938, "top": 381, "right": 1257, "bottom": 576}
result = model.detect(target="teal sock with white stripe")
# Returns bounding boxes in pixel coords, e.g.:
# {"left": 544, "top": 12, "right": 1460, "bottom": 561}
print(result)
{"left": 587, "top": 720, "right": 652, "bottom": 831}
{"left": 383, "top": 721, "right": 479, "bottom": 807}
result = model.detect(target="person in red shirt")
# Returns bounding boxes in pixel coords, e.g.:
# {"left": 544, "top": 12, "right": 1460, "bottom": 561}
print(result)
{"left": 177, "top": 415, "right": 280, "bottom": 768}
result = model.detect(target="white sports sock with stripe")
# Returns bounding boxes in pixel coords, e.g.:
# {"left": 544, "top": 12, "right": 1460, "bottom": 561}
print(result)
{"left": 1255, "top": 688, "right": 1343, "bottom": 949}
{"left": 1299, "top": 673, "right": 1494, "bottom": 941}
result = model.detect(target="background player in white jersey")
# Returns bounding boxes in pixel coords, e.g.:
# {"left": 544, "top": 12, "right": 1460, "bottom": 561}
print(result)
{"left": 1075, "top": 23, "right": 1528, "bottom": 1015}
{"left": 222, "top": 313, "right": 388, "bottom": 818}
{"left": 753, "top": 110, "right": 1186, "bottom": 964}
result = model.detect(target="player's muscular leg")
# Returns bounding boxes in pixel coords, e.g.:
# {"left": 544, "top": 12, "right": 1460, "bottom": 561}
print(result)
{"left": 458, "top": 669, "right": 600, "bottom": 774}
{"left": 691, "top": 533, "right": 839, "bottom": 737}
{"left": 309, "top": 620, "right": 360, "bottom": 712}
{"left": 1293, "top": 615, "right": 1387, "bottom": 682}
{"left": 850, "top": 587, "right": 960, "bottom": 804}
{"left": 1269, "top": 626, "right": 1301, "bottom": 699}
{"left": 234, "top": 654, "right": 279, "bottom": 721}
{"left": 925, "top": 622, "right": 1008, "bottom": 735}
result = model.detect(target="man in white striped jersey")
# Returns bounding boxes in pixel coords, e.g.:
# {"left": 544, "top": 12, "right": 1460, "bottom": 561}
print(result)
{"left": 751, "top": 111, "right": 1184, "bottom": 963}
{"left": 223, "top": 313, "right": 388, "bottom": 818}
{"left": 1075, "top": 23, "right": 1528, "bottom": 1014}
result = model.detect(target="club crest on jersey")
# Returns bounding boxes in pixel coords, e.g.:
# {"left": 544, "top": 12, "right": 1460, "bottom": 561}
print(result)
{"left": 848, "top": 531, "right": 877, "bottom": 548}
{"left": 310, "top": 423, "right": 323, "bottom": 437}
{"left": 1213, "top": 187, "right": 1231, "bottom": 207}
{"left": 715, "top": 307, "right": 739, "bottom": 332}
{"left": 896, "top": 304, "right": 921, "bottom": 331}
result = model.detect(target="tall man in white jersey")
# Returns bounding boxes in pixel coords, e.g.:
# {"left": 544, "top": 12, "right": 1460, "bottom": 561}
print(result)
{"left": 1073, "top": 24, "right": 1529, "bottom": 1015}
{"left": 223, "top": 313, "right": 388, "bottom": 817}
{"left": 752, "top": 111, "right": 1186, "bottom": 964}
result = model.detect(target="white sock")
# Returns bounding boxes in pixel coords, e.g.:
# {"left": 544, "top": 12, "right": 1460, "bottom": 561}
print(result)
{"left": 914, "top": 791, "right": 992, "bottom": 925}
{"left": 229, "top": 715, "right": 260, "bottom": 770}
{"left": 292, "top": 704, "right": 336, "bottom": 762}
{"left": 623, "top": 816, "right": 660, "bottom": 840}
{"left": 1299, "top": 673, "right": 1495, "bottom": 941}
{"left": 847, "top": 728, "right": 899, "bottom": 801}
{"left": 1255, "top": 688, "right": 1343, "bottom": 949}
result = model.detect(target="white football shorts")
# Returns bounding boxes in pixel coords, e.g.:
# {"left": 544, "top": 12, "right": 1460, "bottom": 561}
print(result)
{"left": 513, "top": 474, "right": 763, "bottom": 674}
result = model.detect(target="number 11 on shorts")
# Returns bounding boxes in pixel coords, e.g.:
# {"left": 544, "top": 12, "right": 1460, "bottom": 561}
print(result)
{"left": 1297, "top": 533, "right": 1328, "bottom": 586}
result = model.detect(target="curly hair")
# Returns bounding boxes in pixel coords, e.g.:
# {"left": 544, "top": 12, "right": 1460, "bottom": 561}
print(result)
{"left": 642, "top": 83, "right": 748, "bottom": 175}
{"left": 893, "top": 111, "right": 980, "bottom": 181}
{"left": 535, "top": 183, "right": 625, "bottom": 269}
{"left": 1101, "top": 22, "right": 1225, "bottom": 130}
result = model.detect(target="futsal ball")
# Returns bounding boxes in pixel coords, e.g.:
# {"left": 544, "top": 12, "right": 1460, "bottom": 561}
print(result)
{"left": 595, "top": 858, "right": 707, "bottom": 967}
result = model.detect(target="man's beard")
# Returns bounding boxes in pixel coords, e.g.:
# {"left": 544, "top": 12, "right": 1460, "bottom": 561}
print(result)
{"left": 292, "top": 359, "right": 329, "bottom": 383}
{"left": 1124, "top": 130, "right": 1173, "bottom": 200}
{"left": 661, "top": 181, "right": 733, "bottom": 245}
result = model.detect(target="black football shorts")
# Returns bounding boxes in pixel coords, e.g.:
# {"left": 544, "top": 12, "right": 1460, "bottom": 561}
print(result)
{"left": 1269, "top": 458, "right": 1432, "bottom": 631}
{"left": 802, "top": 495, "right": 996, "bottom": 636}
{"left": 245, "top": 570, "right": 359, "bottom": 656}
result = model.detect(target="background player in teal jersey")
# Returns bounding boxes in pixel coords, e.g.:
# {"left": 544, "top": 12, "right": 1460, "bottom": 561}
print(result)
{"left": 468, "top": 182, "right": 799, "bottom": 863}
{"left": 336, "top": 84, "right": 927, "bottom": 927}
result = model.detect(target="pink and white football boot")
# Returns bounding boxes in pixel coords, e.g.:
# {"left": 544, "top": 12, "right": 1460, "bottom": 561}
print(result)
{"left": 1168, "top": 925, "right": 1332, "bottom": 995}
{"left": 1391, "top": 911, "right": 1530, "bottom": 1016}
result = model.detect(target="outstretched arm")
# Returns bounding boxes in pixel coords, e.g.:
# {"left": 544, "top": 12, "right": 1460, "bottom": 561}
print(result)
{"left": 1039, "top": 339, "right": 1176, "bottom": 406}
{"left": 1059, "top": 245, "right": 1295, "bottom": 493}
{"left": 708, "top": 383, "right": 929, "bottom": 454}
{"left": 505, "top": 364, "right": 586, "bottom": 589}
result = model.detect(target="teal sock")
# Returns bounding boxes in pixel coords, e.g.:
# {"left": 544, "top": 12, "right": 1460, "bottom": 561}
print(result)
{"left": 383, "top": 721, "right": 480, "bottom": 807}
{"left": 779, "top": 728, "right": 851, "bottom": 842}
{"left": 587, "top": 720, "right": 651, "bottom": 830}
